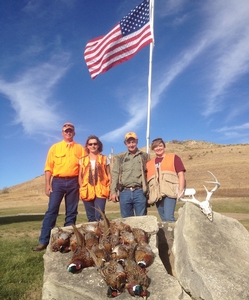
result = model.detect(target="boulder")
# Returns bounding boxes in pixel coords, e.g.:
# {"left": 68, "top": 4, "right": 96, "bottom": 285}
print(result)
{"left": 42, "top": 215, "right": 190, "bottom": 300}
{"left": 173, "top": 203, "right": 249, "bottom": 300}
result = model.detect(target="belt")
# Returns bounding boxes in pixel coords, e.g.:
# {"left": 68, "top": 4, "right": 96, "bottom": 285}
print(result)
{"left": 53, "top": 176, "right": 78, "bottom": 179}
{"left": 123, "top": 186, "right": 142, "bottom": 191}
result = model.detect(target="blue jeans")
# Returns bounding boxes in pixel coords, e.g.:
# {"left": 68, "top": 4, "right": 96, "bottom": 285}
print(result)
{"left": 156, "top": 196, "right": 176, "bottom": 222}
{"left": 39, "top": 177, "right": 79, "bottom": 245}
{"left": 82, "top": 197, "right": 106, "bottom": 222}
{"left": 119, "top": 188, "right": 147, "bottom": 218}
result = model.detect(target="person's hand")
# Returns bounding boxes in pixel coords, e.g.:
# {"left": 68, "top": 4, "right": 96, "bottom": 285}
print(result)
{"left": 110, "top": 193, "right": 119, "bottom": 203}
{"left": 45, "top": 184, "right": 52, "bottom": 197}
{"left": 177, "top": 190, "right": 184, "bottom": 201}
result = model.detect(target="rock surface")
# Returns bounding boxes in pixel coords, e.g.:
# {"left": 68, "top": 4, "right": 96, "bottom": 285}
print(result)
{"left": 173, "top": 203, "right": 249, "bottom": 300}
{"left": 42, "top": 215, "right": 190, "bottom": 300}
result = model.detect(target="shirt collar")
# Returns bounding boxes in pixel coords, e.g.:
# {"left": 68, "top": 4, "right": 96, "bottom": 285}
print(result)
{"left": 127, "top": 148, "right": 141, "bottom": 156}
{"left": 62, "top": 140, "right": 75, "bottom": 146}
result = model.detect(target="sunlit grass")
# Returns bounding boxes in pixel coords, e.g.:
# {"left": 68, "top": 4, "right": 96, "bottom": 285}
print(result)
{"left": 0, "top": 237, "right": 44, "bottom": 300}
{"left": 211, "top": 198, "right": 249, "bottom": 214}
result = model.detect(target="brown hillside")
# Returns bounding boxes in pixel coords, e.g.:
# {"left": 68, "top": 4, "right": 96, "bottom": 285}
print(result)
{"left": 1, "top": 140, "right": 248, "bottom": 210}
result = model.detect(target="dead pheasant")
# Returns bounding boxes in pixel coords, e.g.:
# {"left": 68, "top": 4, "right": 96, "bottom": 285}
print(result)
{"left": 123, "top": 244, "right": 149, "bottom": 299}
{"left": 69, "top": 233, "right": 77, "bottom": 252}
{"left": 132, "top": 228, "right": 150, "bottom": 244}
{"left": 94, "top": 207, "right": 114, "bottom": 253}
{"left": 111, "top": 243, "right": 132, "bottom": 263}
{"left": 67, "top": 225, "right": 94, "bottom": 273}
{"left": 84, "top": 231, "right": 99, "bottom": 249}
{"left": 135, "top": 242, "right": 154, "bottom": 268}
{"left": 50, "top": 227, "right": 72, "bottom": 253}
{"left": 95, "top": 207, "right": 111, "bottom": 233}
{"left": 90, "top": 243, "right": 111, "bottom": 266}
{"left": 71, "top": 223, "right": 102, "bottom": 251}
{"left": 80, "top": 222, "right": 103, "bottom": 238}
{"left": 119, "top": 229, "right": 136, "bottom": 246}
{"left": 88, "top": 248, "right": 127, "bottom": 298}
{"left": 124, "top": 259, "right": 149, "bottom": 299}
{"left": 109, "top": 228, "right": 120, "bottom": 250}
{"left": 110, "top": 220, "right": 132, "bottom": 234}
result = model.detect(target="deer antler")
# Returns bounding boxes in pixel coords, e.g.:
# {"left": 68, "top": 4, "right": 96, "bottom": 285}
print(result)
{"left": 179, "top": 171, "right": 220, "bottom": 221}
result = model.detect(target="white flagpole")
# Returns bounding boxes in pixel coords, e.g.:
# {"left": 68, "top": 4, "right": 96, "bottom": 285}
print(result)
{"left": 146, "top": 0, "right": 155, "bottom": 153}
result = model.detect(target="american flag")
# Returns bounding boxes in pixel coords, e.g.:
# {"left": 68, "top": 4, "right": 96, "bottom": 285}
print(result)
{"left": 84, "top": 0, "right": 153, "bottom": 79}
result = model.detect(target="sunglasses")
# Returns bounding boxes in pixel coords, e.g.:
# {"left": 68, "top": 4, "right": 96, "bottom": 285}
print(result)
{"left": 152, "top": 138, "right": 164, "bottom": 143}
{"left": 88, "top": 143, "right": 98, "bottom": 146}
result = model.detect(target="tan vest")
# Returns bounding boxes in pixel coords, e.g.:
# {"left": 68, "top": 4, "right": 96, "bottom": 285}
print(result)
{"left": 146, "top": 154, "right": 179, "bottom": 204}
{"left": 79, "top": 154, "right": 110, "bottom": 201}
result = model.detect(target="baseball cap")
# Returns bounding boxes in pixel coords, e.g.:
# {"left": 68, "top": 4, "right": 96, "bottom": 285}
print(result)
{"left": 124, "top": 132, "right": 138, "bottom": 141}
{"left": 62, "top": 122, "right": 75, "bottom": 131}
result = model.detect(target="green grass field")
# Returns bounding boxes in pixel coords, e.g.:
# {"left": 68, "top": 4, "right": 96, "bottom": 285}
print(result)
{"left": 0, "top": 198, "right": 248, "bottom": 300}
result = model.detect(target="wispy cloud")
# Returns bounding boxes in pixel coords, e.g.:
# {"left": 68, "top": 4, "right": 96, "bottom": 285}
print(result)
{"left": 154, "top": 0, "right": 249, "bottom": 119}
{"left": 157, "top": 0, "right": 188, "bottom": 18}
{"left": 214, "top": 122, "right": 249, "bottom": 141}
{"left": 216, "top": 123, "right": 249, "bottom": 133}
{"left": 201, "top": 0, "right": 249, "bottom": 117}
{"left": 101, "top": 90, "right": 148, "bottom": 141}
{"left": 225, "top": 101, "right": 249, "bottom": 123}
{"left": 0, "top": 53, "right": 71, "bottom": 139}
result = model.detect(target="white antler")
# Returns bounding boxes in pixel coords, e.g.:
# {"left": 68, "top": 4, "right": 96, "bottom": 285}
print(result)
{"left": 179, "top": 171, "right": 220, "bottom": 221}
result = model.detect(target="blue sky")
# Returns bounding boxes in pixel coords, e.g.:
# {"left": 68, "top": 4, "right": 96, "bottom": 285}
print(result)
{"left": 1, "top": 0, "right": 249, "bottom": 189}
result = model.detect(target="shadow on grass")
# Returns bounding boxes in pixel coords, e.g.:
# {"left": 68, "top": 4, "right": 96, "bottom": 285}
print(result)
{"left": 0, "top": 214, "right": 46, "bottom": 225}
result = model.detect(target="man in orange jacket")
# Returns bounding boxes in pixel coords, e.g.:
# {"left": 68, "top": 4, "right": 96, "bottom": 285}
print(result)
{"left": 32, "top": 122, "right": 85, "bottom": 251}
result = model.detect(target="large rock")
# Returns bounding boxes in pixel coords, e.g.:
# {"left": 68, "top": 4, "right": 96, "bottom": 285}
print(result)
{"left": 173, "top": 203, "right": 249, "bottom": 300}
{"left": 42, "top": 215, "right": 190, "bottom": 300}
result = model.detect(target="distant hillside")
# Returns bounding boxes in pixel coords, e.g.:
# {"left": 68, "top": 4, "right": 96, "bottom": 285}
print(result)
{"left": 1, "top": 140, "right": 248, "bottom": 209}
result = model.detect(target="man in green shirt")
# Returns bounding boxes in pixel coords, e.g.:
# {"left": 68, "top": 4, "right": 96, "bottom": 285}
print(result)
{"left": 110, "top": 132, "right": 149, "bottom": 217}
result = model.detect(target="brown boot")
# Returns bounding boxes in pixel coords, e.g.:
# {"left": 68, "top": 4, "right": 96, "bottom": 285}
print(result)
{"left": 32, "top": 244, "right": 47, "bottom": 251}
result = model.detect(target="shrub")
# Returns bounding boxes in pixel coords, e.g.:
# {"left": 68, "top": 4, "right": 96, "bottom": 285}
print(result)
{"left": 1, "top": 187, "right": 9, "bottom": 194}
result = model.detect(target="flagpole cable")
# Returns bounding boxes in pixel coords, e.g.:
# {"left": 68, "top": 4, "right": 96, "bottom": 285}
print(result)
{"left": 146, "top": 0, "right": 155, "bottom": 153}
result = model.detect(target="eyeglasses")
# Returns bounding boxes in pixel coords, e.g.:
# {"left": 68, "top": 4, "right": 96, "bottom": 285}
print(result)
{"left": 64, "top": 129, "right": 73, "bottom": 133}
{"left": 88, "top": 143, "right": 98, "bottom": 146}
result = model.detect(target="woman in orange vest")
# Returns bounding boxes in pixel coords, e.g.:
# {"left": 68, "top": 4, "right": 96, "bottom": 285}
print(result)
{"left": 146, "top": 138, "right": 186, "bottom": 222}
{"left": 79, "top": 135, "right": 111, "bottom": 221}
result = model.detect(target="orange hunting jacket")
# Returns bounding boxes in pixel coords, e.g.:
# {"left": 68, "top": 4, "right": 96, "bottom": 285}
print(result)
{"left": 146, "top": 153, "right": 179, "bottom": 204}
{"left": 79, "top": 154, "right": 110, "bottom": 201}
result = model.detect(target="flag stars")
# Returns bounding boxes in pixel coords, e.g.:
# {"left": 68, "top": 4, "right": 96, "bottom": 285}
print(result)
{"left": 120, "top": 0, "right": 150, "bottom": 36}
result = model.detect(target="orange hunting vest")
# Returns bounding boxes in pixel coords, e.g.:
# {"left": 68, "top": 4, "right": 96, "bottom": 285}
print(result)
{"left": 146, "top": 153, "right": 176, "bottom": 181}
{"left": 79, "top": 154, "right": 110, "bottom": 201}
{"left": 146, "top": 154, "right": 179, "bottom": 203}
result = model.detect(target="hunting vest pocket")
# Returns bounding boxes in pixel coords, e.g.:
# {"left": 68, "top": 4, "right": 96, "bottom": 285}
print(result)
{"left": 160, "top": 172, "right": 179, "bottom": 198}
{"left": 100, "top": 183, "right": 110, "bottom": 198}
{"left": 80, "top": 183, "right": 91, "bottom": 201}
{"left": 147, "top": 177, "right": 161, "bottom": 204}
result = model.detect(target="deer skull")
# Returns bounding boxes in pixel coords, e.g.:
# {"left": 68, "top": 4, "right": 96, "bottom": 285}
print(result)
{"left": 179, "top": 171, "right": 220, "bottom": 222}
